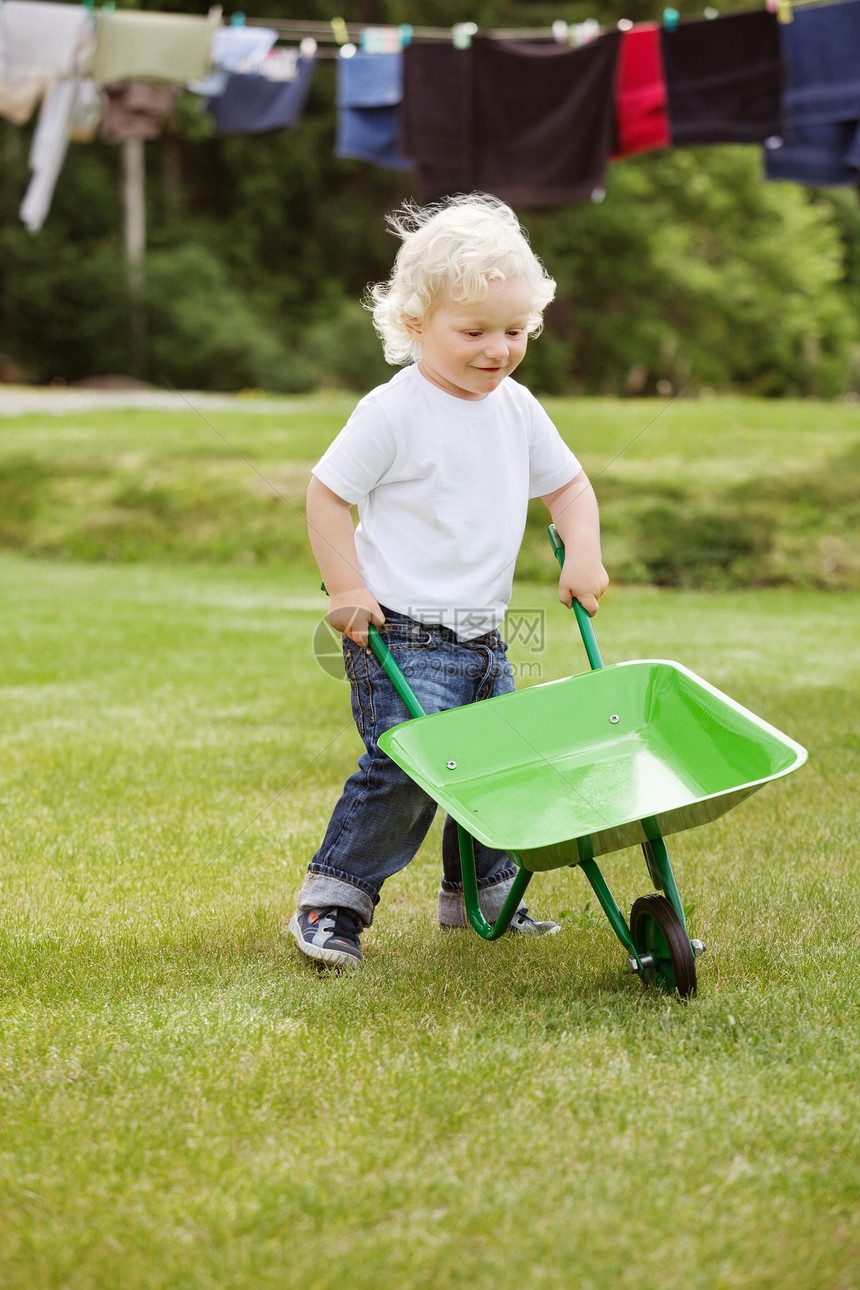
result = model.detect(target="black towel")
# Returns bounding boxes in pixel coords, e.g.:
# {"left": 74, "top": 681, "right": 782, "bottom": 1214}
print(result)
{"left": 661, "top": 8, "right": 783, "bottom": 146}
{"left": 402, "top": 32, "right": 621, "bottom": 206}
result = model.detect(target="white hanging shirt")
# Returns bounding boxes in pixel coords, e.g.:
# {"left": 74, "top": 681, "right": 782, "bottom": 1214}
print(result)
{"left": 0, "top": 1, "right": 93, "bottom": 82}
{"left": 312, "top": 363, "right": 581, "bottom": 640}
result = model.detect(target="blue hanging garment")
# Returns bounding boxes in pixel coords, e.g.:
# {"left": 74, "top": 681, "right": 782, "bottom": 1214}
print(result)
{"left": 764, "top": 0, "right": 860, "bottom": 186}
{"left": 335, "top": 50, "right": 412, "bottom": 170}
{"left": 207, "top": 55, "right": 315, "bottom": 135}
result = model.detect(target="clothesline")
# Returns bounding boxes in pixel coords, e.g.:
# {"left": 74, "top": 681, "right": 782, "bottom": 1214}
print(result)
{"left": 241, "top": 0, "right": 835, "bottom": 45}
{"left": 5, "top": 0, "right": 860, "bottom": 235}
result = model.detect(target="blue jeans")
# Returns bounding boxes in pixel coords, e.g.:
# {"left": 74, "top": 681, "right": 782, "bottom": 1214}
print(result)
{"left": 298, "top": 608, "right": 518, "bottom": 926}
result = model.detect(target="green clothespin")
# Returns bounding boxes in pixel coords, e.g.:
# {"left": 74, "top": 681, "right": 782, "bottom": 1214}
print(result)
{"left": 452, "top": 22, "right": 477, "bottom": 49}
{"left": 663, "top": 8, "right": 679, "bottom": 30}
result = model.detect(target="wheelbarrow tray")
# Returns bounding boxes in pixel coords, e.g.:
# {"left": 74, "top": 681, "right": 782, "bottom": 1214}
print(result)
{"left": 379, "top": 659, "right": 807, "bottom": 872}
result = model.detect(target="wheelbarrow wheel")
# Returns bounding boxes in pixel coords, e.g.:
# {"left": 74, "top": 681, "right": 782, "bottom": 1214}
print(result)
{"left": 630, "top": 894, "right": 697, "bottom": 998}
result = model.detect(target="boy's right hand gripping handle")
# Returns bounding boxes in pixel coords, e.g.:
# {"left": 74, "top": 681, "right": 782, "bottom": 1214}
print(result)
{"left": 547, "top": 523, "right": 604, "bottom": 671}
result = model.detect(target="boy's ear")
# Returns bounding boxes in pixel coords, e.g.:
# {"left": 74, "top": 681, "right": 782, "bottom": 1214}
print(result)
{"left": 404, "top": 314, "right": 424, "bottom": 339}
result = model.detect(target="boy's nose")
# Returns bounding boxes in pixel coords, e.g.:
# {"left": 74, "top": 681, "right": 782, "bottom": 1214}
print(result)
{"left": 483, "top": 334, "right": 509, "bottom": 359}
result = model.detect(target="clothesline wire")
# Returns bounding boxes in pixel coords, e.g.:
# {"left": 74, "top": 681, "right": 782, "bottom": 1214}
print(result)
{"left": 240, "top": 0, "right": 850, "bottom": 47}
{"left": 245, "top": 19, "right": 567, "bottom": 39}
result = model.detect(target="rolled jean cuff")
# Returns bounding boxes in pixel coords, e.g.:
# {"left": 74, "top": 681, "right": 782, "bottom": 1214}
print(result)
{"left": 439, "top": 864, "right": 517, "bottom": 894}
{"left": 438, "top": 872, "right": 522, "bottom": 928}
{"left": 298, "top": 867, "right": 378, "bottom": 927}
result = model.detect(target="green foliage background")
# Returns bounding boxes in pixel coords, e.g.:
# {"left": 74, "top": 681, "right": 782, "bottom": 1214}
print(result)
{"left": 2, "top": 0, "right": 860, "bottom": 395}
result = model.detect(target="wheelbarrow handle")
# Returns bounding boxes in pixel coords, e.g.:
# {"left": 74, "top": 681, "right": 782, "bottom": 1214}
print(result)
{"left": 367, "top": 623, "right": 427, "bottom": 719}
{"left": 320, "top": 580, "right": 428, "bottom": 718}
{"left": 546, "top": 524, "right": 605, "bottom": 671}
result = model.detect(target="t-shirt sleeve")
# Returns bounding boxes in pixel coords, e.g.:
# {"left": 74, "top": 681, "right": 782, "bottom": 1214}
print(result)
{"left": 311, "top": 396, "right": 397, "bottom": 505}
{"left": 526, "top": 397, "right": 582, "bottom": 498}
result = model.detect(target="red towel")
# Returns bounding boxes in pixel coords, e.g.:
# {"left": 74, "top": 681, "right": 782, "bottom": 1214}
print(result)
{"left": 612, "top": 23, "right": 669, "bottom": 160}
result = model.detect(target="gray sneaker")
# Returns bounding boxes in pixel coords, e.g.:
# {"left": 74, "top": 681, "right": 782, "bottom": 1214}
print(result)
{"left": 438, "top": 889, "right": 559, "bottom": 935}
{"left": 507, "top": 907, "right": 560, "bottom": 935}
{"left": 288, "top": 907, "right": 363, "bottom": 968}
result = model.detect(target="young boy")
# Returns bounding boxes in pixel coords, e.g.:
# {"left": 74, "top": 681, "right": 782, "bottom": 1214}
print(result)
{"left": 289, "top": 194, "right": 608, "bottom": 968}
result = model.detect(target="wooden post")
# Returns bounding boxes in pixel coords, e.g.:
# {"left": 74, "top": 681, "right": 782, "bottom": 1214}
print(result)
{"left": 122, "top": 137, "right": 147, "bottom": 379}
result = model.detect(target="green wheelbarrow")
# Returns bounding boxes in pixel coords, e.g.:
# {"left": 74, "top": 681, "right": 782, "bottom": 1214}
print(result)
{"left": 368, "top": 525, "right": 808, "bottom": 998}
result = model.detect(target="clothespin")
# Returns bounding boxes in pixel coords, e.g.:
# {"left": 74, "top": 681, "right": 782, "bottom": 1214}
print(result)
{"left": 398, "top": 24, "right": 413, "bottom": 48}
{"left": 617, "top": 19, "right": 633, "bottom": 31}
{"left": 300, "top": 37, "right": 317, "bottom": 57}
{"left": 360, "top": 25, "right": 403, "bottom": 53}
{"left": 330, "top": 17, "right": 350, "bottom": 45}
{"left": 703, "top": 7, "right": 719, "bottom": 17}
{"left": 662, "top": 8, "right": 679, "bottom": 31}
{"left": 551, "top": 19, "right": 570, "bottom": 44}
{"left": 777, "top": 0, "right": 793, "bottom": 22}
{"left": 230, "top": 11, "right": 246, "bottom": 27}
{"left": 452, "top": 22, "right": 477, "bottom": 50}
{"left": 571, "top": 19, "right": 600, "bottom": 46}
{"left": 339, "top": 42, "right": 357, "bottom": 59}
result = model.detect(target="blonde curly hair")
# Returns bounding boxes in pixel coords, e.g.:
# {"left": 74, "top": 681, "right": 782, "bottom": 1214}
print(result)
{"left": 365, "top": 193, "right": 556, "bottom": 365}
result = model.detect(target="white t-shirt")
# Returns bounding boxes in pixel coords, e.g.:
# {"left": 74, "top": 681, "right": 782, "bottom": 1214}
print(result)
{"left": 312, "top": 364, "right": 581, "bottom": 640}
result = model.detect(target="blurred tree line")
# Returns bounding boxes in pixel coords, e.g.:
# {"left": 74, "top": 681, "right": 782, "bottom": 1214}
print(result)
{"left": 2, "top": 0, "right": 860, "bottom": 396}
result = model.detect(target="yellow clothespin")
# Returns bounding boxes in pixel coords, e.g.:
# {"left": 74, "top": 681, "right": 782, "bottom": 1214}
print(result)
{"left": 777, "top": 0, "right": 793, "bottom": 22}
{"left": 330, "top": 17, "right": 350, "bottom": 45}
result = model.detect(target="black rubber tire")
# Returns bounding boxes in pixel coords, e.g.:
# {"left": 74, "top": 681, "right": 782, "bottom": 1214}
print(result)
{"left": 630, "top": 893, "right": 697, "bottom": 998}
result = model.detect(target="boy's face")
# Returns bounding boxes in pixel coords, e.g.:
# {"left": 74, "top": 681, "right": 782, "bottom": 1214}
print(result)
{"left": 406, "top": 276, "right": 533, "bottom": 401}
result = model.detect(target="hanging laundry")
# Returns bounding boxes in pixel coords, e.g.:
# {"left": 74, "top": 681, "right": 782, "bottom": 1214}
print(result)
{"left": 612, "top": 23, "right": 669, "bottom": 160}
{"left": 89, "top": 9, "right": 219, "bottom": 86}
{"left": 189, "top": 24, "right": 279, "bottom": 98}
{"left": 68, "top": 79, "right": 102, "bottom": 143}
{"left": 661, "top": 8, "right": 783, "bottom": 145}
{"left": 336, "top": 51, "right": 412, "bottom": 171}
{"left": 0, "top": 75, "right": 47, "bottom": 126}
{"left": 400, "top": 42, "right": 471, "bottom": 200}
{"left": 764, "top": 0, "right": 860, "bottom": 186}
{"left": 206, "top": 55, "right": 315, "bottom": 135}
{"left": 360, "top": 27, "right": 404, "bottom": 55}
{"left": 99, "top": 82, "right": 182, "bottom": 143}
{"left": 0, "top": 0, "right": 93, "bottom": 83}
{"left": 402, "top": 33, "right": 622, "bottom": 206}
{"left": 19, "top": 79, "right": 93, "bottom": 232}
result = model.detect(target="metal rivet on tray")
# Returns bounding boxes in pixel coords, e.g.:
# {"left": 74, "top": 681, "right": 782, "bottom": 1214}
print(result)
{"left": 609, "top": 714, "right": 620, "bottom": 724}
{"left": 446, "top": 760, "right": 457, "bottom": 769}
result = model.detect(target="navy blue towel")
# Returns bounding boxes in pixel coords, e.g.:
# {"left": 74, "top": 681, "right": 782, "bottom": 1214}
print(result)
{"left": 207, "top": 57, "right": 315, "bottom": 135}
{"left": 764, "top": 0, "right": 860, "bottom": 186}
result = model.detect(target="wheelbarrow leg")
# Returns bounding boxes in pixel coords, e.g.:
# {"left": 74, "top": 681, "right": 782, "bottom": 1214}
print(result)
{"left": 457, "top": 823, "right": 533, "bottom": 940}
{"left": 641, "top": 827, "right": 687, "bottom": 932}
{"left": 577, "top": 858, "right": 638, "bottom": 960}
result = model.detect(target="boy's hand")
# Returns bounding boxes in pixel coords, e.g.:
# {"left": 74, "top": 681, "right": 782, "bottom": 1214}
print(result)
{"left": 327, "top": 588, "right": 385, "bottom": 647}
{"left": 558, "top": 556, "right": 609, "bottom": 618}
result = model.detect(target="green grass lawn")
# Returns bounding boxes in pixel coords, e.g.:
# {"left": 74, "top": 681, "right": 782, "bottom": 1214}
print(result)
{"left": 2, "top": 394, "right": 859, "bottom": 588}
{"left": 2, "top": 550, "right": 859, "bottom": 1289}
